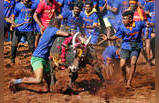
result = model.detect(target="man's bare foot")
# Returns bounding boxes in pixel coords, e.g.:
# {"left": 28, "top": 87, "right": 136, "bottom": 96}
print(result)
{"left": 9, "top": 80, "right": 17, "bottom": 93}
{"left": 123, "top": 79, "right": 127, "bottom": 84}
{"left": 125, "top": 84, "right": 135, "bottom": 91}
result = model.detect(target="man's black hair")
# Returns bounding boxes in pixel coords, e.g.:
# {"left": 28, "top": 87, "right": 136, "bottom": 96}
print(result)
{"left": 122, "top": 10, "right": 134, "bottom": 17}
{"left": 85, "top": 1, "right": 93, "bottom": 8}
{"left": 74, "top": 2, "right": 83, "bottom": 10}
{"left": 129, "top": 0, "right": 138, "bottom": 2}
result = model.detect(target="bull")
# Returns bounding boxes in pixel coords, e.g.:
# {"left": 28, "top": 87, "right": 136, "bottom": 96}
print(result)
{"left": 49, "top": 32, "right": 94, "bottom": 88}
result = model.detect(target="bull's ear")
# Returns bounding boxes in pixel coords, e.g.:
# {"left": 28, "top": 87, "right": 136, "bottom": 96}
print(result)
{"left": 85, "top": 35, "right": 92, "bottom": 45}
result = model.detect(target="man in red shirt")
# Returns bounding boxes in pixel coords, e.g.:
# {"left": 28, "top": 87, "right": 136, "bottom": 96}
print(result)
{"left": 33, "top": 0, "right": 59, "bottom": 35}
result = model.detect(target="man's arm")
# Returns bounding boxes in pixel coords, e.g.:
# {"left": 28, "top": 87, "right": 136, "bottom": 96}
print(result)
{"left": 33, "top": 12, "right": 44, "bottom": 30}
{"left": 56, "top": 30, "right": 71, "bottom": 36}
{"left": 102, "top": 34, "right": 119, "bottom": 41}
{"left": 101, "top": 28, "right": 123, "bottom": 41}
{"left": 99, "top": 0, "right": 107, "bottom": 12}
{"left": 142, "top": 21, "right": 151, "bottom": 40}
{"left": 33, "top": 1, "right": 45, "bottom": 34}
{"left": 107, "top": 5, "right": 118, "bottom": 14}
{"left": 9, "top": 4, "right": 19, "bottom": 30}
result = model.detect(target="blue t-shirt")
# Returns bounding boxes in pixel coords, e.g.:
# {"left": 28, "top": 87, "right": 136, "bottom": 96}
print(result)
{"left": 138, "top": 0, "right": 147, "bottom": 8}
{"left": 111, "top": 0, "right": 129, "bottom": 30}
{"left": 115, "top": 21, "right": 146, "bottom": 50}
{"left": 80, "top": 11, "right": 99, "bottom": 44}
{"left": 13, "top": 2, "right": 33, "bottom": 31}
{"left": 56, "top": 0, "right": 74, "bottom": 12}
{"left": 61, "top": 10, "right": 83, "bottom": 33}
{"left": 102, "top": 46, "right": 119, "bottom": 64}
{"left": 145, "top": 1, "right": 155, "bottom": 24}
{"left": 4, "top": 0, "right": 19, "bottom": 24}
{"left": 32, "top": 26, "right": 59, "bottom": 60}
{"left": 4, "top": 0, "right": 19, "bottom": 18}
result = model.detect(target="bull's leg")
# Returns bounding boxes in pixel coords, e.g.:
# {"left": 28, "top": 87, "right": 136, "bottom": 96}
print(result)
{"left": 69, "top": 72, "right": 78, "bottom": 88}
{"left": 95, "top": 68, "right": 105, "bottom": 83}
{"left": 50, "top": 71, "right": 57, "bottom": 86}
{"left": 69, "top": 56, "right": 80, "bottom": 83}
{"left": 43, "top": 72, "right": 51, "bottom": 92}
{"left": 49, "top": 60, "right": 57, "bottom": 86}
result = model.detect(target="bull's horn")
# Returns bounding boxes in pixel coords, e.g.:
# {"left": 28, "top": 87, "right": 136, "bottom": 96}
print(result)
{"left": 85, "top": 35, "right": 92, "bottom": 45}
{"left": 72, "top": 32, "right": 80, "bottom": 48}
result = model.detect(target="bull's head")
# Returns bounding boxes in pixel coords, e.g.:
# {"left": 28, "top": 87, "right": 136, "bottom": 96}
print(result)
{"left": 72, "top": 32, "right": 92, "bottom": 49}
{"left": 69, "top": 32, "right": 92, "bottom": 72}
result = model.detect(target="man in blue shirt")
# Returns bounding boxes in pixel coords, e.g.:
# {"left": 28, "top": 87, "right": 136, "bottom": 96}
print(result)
{"left": 56, "top": 0, "right": 75, "bottom": 13}
{"left": 103, "top": 10, "right": 148, "bottom": 89}
{"left": 9, "top": 18, "right": 71, "bottom": 93}
{"left": 98, "top": 0, "right": 114, "bottom": 33}
{"left": 99, "top": 0, "right": 129, "bottom": 30}
{"left": 82, "top": 0, "right": 98, "bottom": 11}
{"left": 80, "top": 1, "right": 100, "bottom": 44}
{"left": 98, "top": 0, "right": 129, "bottom": 46}
{"left": 57, "top": 3, "right": 83, "bottom": 33}
{"left": 113, "top": 0, "right": 129, "bottom": 30}
{"left": 10, "top": 0, "right": 35, "bottom": 63}
{"left": 4, "top": 0, "right": 19, "bottom": 41}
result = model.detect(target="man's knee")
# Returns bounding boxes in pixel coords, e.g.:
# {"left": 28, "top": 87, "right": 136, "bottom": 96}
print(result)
{"left": 120, "top": 59, "right": 126, "bottom": 68}
{"left": 34, "top": 68, "right": 44, "bottom": 83}
{"left": 131, "top": 56, "right": 137, "bottom": 66}
{"left": 145, "top": 39, "right": 150, "bottom": 48}
{"left": 151, "top": 33, "right": 156, "bottom": 38}
{"left": 35, "top": 77, "right": 43, "bottom": 83}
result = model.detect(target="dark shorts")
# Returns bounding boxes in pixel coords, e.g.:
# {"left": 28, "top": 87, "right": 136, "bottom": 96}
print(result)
{"left": 120, "top": 49, "right": 141, "bottom": 60}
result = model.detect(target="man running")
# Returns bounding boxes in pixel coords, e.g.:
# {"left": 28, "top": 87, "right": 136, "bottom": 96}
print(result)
{"left": 10, "top": 0, "right": 35, "bottom": 63}
{"left": 33, "top": 0, "right": 58, "bottom": 35}
{"left": 9, "top": 18, "right": 71, "bottom": 93}
{"left": 103, "top": 10, "right": 149, "bottom": 89}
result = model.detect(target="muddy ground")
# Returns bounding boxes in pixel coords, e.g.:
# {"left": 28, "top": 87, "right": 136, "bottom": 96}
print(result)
{"left": 1, "top": 41, "right": 156, "bottom": 103}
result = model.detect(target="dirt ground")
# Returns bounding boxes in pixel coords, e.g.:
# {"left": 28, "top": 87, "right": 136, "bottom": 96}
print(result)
{"left": 1, "top": 41, "right": 156, "bottom": 103}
